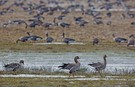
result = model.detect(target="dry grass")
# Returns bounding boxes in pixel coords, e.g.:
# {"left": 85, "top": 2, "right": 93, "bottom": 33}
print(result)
{"left": 0, "top": 2, "right": 135, "bottom": 43}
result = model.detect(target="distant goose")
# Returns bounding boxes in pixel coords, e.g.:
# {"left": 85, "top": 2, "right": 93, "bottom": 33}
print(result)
{"left": 112, "top": 34, "right": 128, "bottom": 43}
{"left": 74, "top": 17, "right": 83, "bottom": 24}
{"left": 9, "top": 19, "right": 28, "bottom": 28}
{"left": 58, "top": 56, "right": 81, "bottom": 77}
{"left": 106, "top": 12, "right": 112, "bottom": 18}
{"left": 62, "top": 32, "right": 75, "bottom": 44}
{"left": 131, "top": 22, "right": 135, "bottom": 26}
{"left": 16, "top": 32, "right": 42, "bottom": 43}
{"left": 93, "top": 17, "right": 103, "bottom": 25}
{"left": 16, "top": 36, "right": 31, "bottom": 43}
{"left": 29, "top": 35, "right": 43, "bottom": 41}
{"left": 27, "top": 32, "right": 43, "bottom": 41}
{"left": 88, "top": 55, "right": 107, "bottom": 72}
{"left": 127, "top": 34, "right": 135, "bottom": 47}
{"left": 127, "top": 12, "right": 135, "bottom": 18}
{"left": 74, "top": 17, "right": 88, "bottom": 26}
{"left": 60, "top": 22, "right": 70, "bottom": 28}
{"left": 92, "top": 38, "right": 99, "bottom": 45}
{"left": 42, "top": 22, "right": 56, "bottom": 29}
{"left": 3, "top": 60, "right": 24, "bottom": 71}
{"left": 45, "top": 32, "right": 54, "bottom": 43}
{"left": 28, "top": 19, "right": 43, "bottom": 28}
{"left": 55, "top": 15, "right": 65, "bottom": 20}
{"left": 127, "top": 39, "right": 135, "bottom": 47}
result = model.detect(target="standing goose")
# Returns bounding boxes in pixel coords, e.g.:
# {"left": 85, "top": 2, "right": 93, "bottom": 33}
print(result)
{"left": 3, "top": 60, "right": 24, "bottom": 71}
{"left": 62, "top": 32, "right": 75, "bottom": 44}
{"left": 58, "top": 56, "right": 81, "bottom": 77}
{"left": 92, "top": 38, "right": 99, "bottom": 45}
{"left": 45, "top": 32, "right": 54, "bottom": 43}
{"left": 127, "top": 34, "right": 135, "bottom": 47}
{"left": 88, "top": 55, "right": 107, "bottom": 73}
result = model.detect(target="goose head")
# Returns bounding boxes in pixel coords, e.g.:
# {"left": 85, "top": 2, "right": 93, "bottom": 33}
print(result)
{"left": 74, "top": 56, "right": 80, "bottom": 63}
{"left": 19, "top": 60, "right": 24, "bottom": 64}
{"left": 103, "top": 55, "right": 107, "bottom": 59}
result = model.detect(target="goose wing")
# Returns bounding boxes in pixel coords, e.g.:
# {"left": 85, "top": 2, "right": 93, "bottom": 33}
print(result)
{"left": 115, "top": 37, "right": 127, "bottom": 42}
{"left": 4, "top": 63, "right": 20, "bottom": 68}
{"left": 69, "top": 63, "right": 80, "bottom": 73}
{"left": 58, "top": 63, "right": 76, "bottom": 70}
{"left": 88, "top": 62, "right": 103, "bottom": 68}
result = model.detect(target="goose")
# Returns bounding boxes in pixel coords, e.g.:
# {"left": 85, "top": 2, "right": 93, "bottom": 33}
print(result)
{"left": 45, "top": 32, "right": 54, "bottom": 43}
{"left": 3, "top": 60, "right": 24, "bottom": 71}
{"left": 42, "top": 23, "right": 55, "bottom": 29}
{"left": 16, "top": 36, "right": 31, "bottom": 43}
{"left": 74, "top": 17, "right": 83, "bottom": 24}
{"left": 131, "top": 22, "right": 135, "bottom": 26}
{"left": 16, "top": 32, "right": 42, "bottom": 43}
{"left": 62, "top": 32, "right": 75, "bottom": 44}
{"left": 9, "top": 19, "right": 28, "bottom": 28}
{"left": 112, "top": 34, "right": 128, "bottom": 43}
{"left": 88, "top": 55, "right": 107, "bottom": 72}
{"left": 92, "top": 38, "right": 99, "bottom": 45}
{"left": 56, "top": 15, "right": 65, "bottom": 20}
{"left": 58, "top": 56, "right": 81, "bottom": 77}
{"left": 127, "top": 39, "right": 135, "bottom": 47}
{"left": 60, "top": 22, "right": 70, "bottom": 28}
{"left": 127, "top": 35, "right": 135, "bottom": 47}
{"left": 106, "top": 12, "right": 112, "bottom": 17}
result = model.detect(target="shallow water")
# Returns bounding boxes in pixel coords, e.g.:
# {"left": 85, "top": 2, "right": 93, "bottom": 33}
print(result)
{"left": 0, "top": 74, "right": 85, "bottom": 78}
{"left": 0, "top": 51, "right": 135, "bottom": 73}
{"left": 1, "top": 74, "right": 135, "bottom": 81}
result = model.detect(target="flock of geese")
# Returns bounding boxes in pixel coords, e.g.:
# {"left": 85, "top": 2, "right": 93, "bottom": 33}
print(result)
{"left": 16, "top": 32, "right": 76, "bottom": 44}
{"left": 0, "top": 0, "right": 135, "bottom": 46}
{"left": 16, "top": 31, "right": 135, "bottom": 46}
{"left": 3, "top": 55, "right": 107, "bottom": 77}
{"left": 1, "top": 0, "right": 135, "bottom": 78}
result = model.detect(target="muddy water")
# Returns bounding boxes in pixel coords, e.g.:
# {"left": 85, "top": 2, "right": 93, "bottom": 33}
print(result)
{"left": 0, "top": 51, "right": 135, "bottom": 73}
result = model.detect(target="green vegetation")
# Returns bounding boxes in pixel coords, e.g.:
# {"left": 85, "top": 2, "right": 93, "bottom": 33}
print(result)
{"left": 0, "top": 42, "right": 134, "bottom": 53}
{"left": 0, "top": 77, "right": 135, "bottom": 87}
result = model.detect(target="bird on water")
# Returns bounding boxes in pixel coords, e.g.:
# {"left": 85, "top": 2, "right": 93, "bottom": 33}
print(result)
{"left": 3, "top": 60, "right": 24, "bottom": 71}
{"left": 88, "top": 55, "right": 107, "bottom": 76}
{"left": 58, "top": 56, "right": 81, "bottom": 77}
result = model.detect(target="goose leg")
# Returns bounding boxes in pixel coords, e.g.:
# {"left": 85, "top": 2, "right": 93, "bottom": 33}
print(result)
{"left": 98, "top": 71, "right": 102, "bottom": 77}
{"left": 73, "top": 73, "right": 74, "bottom": 78}
{"left": 69, "top": 73, "right": 71, "bottom": 78}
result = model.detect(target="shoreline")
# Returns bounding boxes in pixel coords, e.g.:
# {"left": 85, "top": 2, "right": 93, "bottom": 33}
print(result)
{"left": 0, "top": 42, "right": 134, "bottom": 53}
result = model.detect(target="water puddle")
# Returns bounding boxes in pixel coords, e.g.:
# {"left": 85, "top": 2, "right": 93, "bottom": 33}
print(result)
{"left": 0, "top": 74, "right": 135, "bottom": 81}
{"left": 0, "top": 74, "right": 85, "bottom": 78}
{"left": 0, "top": 51, "right": 135, "bottom": 73}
